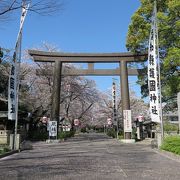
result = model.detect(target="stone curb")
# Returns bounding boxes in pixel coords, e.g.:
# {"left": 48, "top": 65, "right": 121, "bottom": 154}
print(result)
{"left": 152, "top": 148, "right": 180, "bottom": 162}
{"left": 0, "top": 150, "right": 19, "bottom": 159}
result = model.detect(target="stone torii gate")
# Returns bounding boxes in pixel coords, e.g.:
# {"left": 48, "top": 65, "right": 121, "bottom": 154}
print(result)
{"left": 28, "top": 50, "right": 147, "bottom": 139}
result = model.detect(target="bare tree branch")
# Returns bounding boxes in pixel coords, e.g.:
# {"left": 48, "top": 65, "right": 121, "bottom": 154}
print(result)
{"left": 0, "top": 0, "right": 21, "bottom": 16}
{"left": 77, "top": 103, "right": 94, "bottom": 120}
{"left": 0, "top": 0, "right": 64, "bottom": 22}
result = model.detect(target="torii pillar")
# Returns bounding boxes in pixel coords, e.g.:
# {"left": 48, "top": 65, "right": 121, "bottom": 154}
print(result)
{"left": 120, "top": 61, "right": 131, "bottom": 139}
{"left": 51, "top": 61, "right": 62, "bottom": 135}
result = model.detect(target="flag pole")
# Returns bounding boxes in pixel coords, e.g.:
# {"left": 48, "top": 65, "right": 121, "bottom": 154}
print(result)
{"left": 9, "top": 2, "right": 29, "bottom": 150}
{"left": 147, "top": 0, "right": 163, "bottom": 147}
{"left": 154, "top": 0, "right": 164, "bottom": 140}
{"left": 14, "top": 32, "right": 22, "bottom": 150}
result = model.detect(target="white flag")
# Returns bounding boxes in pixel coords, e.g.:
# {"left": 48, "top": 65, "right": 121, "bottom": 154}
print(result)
{"left": 148, "top": 2, "right": 161, "bottom": 123}
{"left": 8, "top": 3, "right": 29, "bottom": 120}
{"left": 112, "top": 82, "right": 117, "bottom": 121}
{"left": 8, "top": 54, "right": 17, "bottom": 120}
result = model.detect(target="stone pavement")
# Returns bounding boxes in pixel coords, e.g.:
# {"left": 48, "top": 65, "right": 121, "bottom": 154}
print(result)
{"left": 0, "top": 133, "right": 180, "bottom": 180}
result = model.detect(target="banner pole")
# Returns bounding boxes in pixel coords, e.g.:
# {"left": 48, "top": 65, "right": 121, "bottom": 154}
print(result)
{"left": 9, "top": 3, "right": 29, "bottom": 150}
{"left": 155, "top": 1, "right": 164, "bottom": 140}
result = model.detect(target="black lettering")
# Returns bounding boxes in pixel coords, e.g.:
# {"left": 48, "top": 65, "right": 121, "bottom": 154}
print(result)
{"left": 10, "top": 104, "right": 15, "bottom": 113}
{"left": 10, "top": 77, "right": 15, "bottom": 89}
{"left": 150, "top": 93, "right": 157, "bottom": 103}
{"left": 149, "top": 68, "right": 155, "bottom": 78}
{"left": 149, "top": 80, "right": 156, "bottom": 91}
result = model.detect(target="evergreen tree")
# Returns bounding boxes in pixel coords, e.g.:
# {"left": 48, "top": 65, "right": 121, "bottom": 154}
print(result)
{"left": 126, "top": 0, "right": 180, "bottom": 110}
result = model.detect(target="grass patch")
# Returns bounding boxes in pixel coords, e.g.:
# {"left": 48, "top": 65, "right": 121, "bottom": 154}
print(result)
{"left": 161, "top": 135, "right": 180, "bottom": 155}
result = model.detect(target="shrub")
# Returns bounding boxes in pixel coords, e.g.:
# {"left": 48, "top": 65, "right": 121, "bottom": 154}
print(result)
{"left": 58, "top": 130, "right": 75, "bottom": 140}
{"left": 132, "top": 128, "right": 137, "bottom": 140}
{"left": 161, "top": 135, "right": 180, "bottom": 155}
{"left": 106, "top": 128, "right": 116, "bottom": 138}
{"left": 28, "top": 130, "right": 48, "bottom": 141}
{"left": 118, "top": 135, "right": 124, "bottom": 140}
{"left": 163, "top": 123, "right": 178, "bottom": 133}
{"left": 81, "top": 127, "right": 87, "bottom": 133}
{"left": 96, "top": 127, "right": 104, "bottom": 133}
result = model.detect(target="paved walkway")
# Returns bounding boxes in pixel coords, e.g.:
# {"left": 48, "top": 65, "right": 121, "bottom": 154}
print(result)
{"left": 0, "top": 133, "right": 180, "bottom": 180}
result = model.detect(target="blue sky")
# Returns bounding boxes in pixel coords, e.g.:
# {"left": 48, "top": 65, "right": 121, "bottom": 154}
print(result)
{"left": 0, "top": 0, "right": 143, "bottom": 97}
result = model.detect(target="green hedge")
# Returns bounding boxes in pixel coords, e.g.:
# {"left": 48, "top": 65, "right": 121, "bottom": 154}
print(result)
{"left": 161, "top": 135, "right": 180, "bottom": 155}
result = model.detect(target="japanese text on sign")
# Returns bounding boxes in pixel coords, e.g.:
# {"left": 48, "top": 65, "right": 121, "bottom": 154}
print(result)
{"left": 123, "top": 110, "right": 132, "bottom": 133}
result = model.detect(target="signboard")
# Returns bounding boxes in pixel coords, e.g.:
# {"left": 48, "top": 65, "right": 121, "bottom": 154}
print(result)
{"left": 48, "top": 121, "right": 57, "bottom": 137}
{"left": 123, "top": 110, "right": 132, "bottom": 132}
{"left": 74, "top": 119, "right": 79, "bottom": 126}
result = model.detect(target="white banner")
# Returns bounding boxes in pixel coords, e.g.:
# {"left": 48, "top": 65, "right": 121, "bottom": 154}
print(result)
{"left": 8, "top": 3, "right": 29, "bottom": 120}
{"left": 8, "top": 57, "right": 17, "bottom": 120}
{"left": 112, "top": 82, "right": 117, "bottom": 121}
{"left": 148, "top": 2, "right": 161, "bottom": 123}
{"left": 123, "top": 110, "right": 132, "bottom": 133}
{"left": 48, "top": 121, "right": 57, "bottom": 137}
